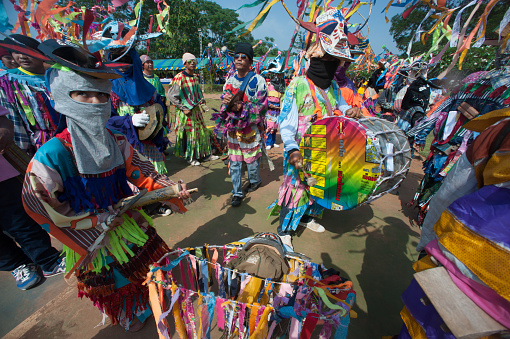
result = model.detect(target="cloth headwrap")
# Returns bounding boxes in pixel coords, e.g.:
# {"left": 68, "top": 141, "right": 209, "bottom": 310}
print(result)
{"left": 140, "top": 55, "right": 152, "bottom": 64}
{"left": 48, "top": 67, "right": 125, "bottom": 175}
{"left": 111, "top": 48, "right": 156, "bottom": 106}
{"left": 307, "top": 57, "right": 340, "bottom": 89}
{"left": 182, "top": 53, "right": 196, "bottom": 64}
{"left": 0, "top": 47, "right": 10, "bottom": 58}
{"left": 234, "top": 42, "right": 254, "bottom": 61}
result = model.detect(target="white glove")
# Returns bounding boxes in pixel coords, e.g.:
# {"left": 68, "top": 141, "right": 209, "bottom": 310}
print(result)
{"left": 132, "top": 111, "right": 150, "bottom": 127}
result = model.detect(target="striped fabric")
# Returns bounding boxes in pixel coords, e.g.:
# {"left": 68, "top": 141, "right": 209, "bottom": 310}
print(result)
{"left": 171, "top": 72, "right": 204, "bottom": 110}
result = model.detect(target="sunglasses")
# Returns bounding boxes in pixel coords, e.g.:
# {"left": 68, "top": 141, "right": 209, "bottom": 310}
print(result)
{"left": 186, "top": 60, "right": 196, "bottom": 64}
{"left": 234, "top": 54, "right": 248, "bottom": 60}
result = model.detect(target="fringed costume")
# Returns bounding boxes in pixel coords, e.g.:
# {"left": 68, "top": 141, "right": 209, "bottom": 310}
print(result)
{"left": 213, "top": 67, "right": 267, "bottom": 199}
{"left": 0, "top": 71, "right": 59, "bottom": 155}
{"left": 168, "top": 71, "right": 212, "bottom": 162}
{"left": 397, "top": 108, "right": 510, "bottom": 337}
{"left": 268, "top": 75, "right": 350, "bottom": 233}
{"left": 406, "top": 69, "right": 510, "bottom": 225}
{"left": 22, "top": 128, "right": 186, "bottom": 327}
{"left": 106, "top": 49, "right": 169, "bottom": 174}
{"left": 214, "top": 72, "right": 268, "bottom": 164}
{"left": 22, "top": 65, "right": 186, "bottom": 329}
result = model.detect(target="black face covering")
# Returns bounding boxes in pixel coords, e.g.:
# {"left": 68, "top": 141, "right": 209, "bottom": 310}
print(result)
{"left": 306, "top": 57, "right": 340, "bottom": 89}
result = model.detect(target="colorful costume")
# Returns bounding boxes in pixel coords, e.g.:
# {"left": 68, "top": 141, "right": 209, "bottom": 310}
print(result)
{"left": 265, "top": 81, "right": 283, "bottom": 147}
{"left": 214, "top": 71, "right": 268, "bottom": 198}
{"left": 269, "top": 75, "right": 350, "bottom": 233}
{"left": 0, "top": 68, "right": 59, "bottom": 154}
{"left": 397, "top": 109, "right": 510, "bottom": 337}
{"left": 22, "top": 65, "right": 186, "bottom": 328}
{"left": 143, "top": 73, "right": 165, "bottom": 98}
{"left": 406, "top": 69, "right": 510, "bottom": 225}
{"left": 106, "top": 49, "right": 169, "bottom": 174}
{"left": 168, "top": 71, "right": 213, "bottom": 162}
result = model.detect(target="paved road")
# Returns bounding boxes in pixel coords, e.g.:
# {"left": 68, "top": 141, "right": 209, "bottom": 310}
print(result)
{"left": 0, "top": 134, "right": 423, "bottom": 339}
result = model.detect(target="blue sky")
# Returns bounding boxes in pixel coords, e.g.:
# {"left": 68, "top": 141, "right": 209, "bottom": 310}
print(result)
{"left": 217, "top": 0, "right": 404, "bottom": 56}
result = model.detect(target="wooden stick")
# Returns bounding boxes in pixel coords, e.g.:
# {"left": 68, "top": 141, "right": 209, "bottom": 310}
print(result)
{"left": 114, "top": 187, "right": 198, "bottom": 210}
{"left": 296, "top": 162, "right": 317, "bottom": 187}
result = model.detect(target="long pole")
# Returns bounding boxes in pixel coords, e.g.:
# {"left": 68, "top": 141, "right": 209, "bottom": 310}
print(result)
{"left": 199, "top": 28, "right": 204, "bottom": 93}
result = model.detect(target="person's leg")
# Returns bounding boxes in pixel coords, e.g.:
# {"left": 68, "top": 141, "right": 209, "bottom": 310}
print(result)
{"left": 277, "top": 204, "right": 292, "bottom": 237}
{"left": 266, "top": 132, "right": 275, "bottom": 147}
{"left": 230, "top": 160, "right": 243, "bottom": 198}
{"left": 246, "top": 158, "right": 261, "bottom": 186}
{"left": 0, "top": 178, "right": 60, "bottom": 272}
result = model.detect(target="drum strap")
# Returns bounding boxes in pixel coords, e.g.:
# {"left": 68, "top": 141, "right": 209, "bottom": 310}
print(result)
{"left": 306, "top": 77, "right": 340, "bottom": 119}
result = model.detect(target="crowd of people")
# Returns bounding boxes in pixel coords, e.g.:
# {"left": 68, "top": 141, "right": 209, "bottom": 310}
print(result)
{"left": 1, "top": 5, "right": 509, "bottom": 336}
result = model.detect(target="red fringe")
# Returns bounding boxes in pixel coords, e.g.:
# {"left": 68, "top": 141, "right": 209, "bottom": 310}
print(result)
{"left": 75, "top": 227, "right": 170, "bottom": 325}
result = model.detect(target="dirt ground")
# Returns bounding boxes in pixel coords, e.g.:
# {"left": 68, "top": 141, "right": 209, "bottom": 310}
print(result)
{"left": 0, "top": 104, "right": 425, "bottom": 338}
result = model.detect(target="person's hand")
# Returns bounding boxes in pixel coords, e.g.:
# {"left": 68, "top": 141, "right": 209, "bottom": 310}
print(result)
{"left": 345, "top": 107, "right": 363, "bottom": 119}
{"left": 288, "top": 151, "right": 303, "bottom": 168}
{"left": 132, "top": 111, "right": 150, "bottom": 127}
{"left": 222, "top": 93, "right": 233, "bottom": 105}
{"left": 183, "top": 109, "right": 191, "bottom": 116}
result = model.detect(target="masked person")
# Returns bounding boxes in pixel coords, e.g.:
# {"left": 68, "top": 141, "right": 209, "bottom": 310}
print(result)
{"left": 105, "top": 48, "right": 169, "bottom": 175}
{"left": 167, "top": 53, "right": 218, "bottom": 166}
{"left": 268, "top": 8, "right": 363, "bottom": 249}
{"left": 214, "top": 43, "right": 268, "bottom": 207}
{"left": 22, "top": 40, "right": 190, "bottom": 331}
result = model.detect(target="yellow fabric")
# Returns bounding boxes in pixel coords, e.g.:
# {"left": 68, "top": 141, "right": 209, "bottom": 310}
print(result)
{"left": 249, "top": 305, "right": 273, "bottom": 339}
{"left": 171, "top": 283, "right": 187, "bottom": 339}
{"left": 434, "top": 209, "right": 510, "bottom": 301}
{"left": 480, "top": 152, "right": 510, "bottom": 186}
{"left": 400, "top": 306, "right": 428, "bottom": 339}
{"left": 238, "top": 276, "right": 263, "bottom": 305}
{"left": 413, "top": 255, "right": 438, "bottom": 273}
{"left": 464, "top": 107, "right": 510, "bottom": 132}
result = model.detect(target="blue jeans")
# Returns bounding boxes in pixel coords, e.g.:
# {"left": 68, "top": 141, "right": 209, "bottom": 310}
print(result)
{"left": 0, "top": 177, "right": 60, "bottom": 271}
{"left": 230, "top": 158, "right": 261, "bottom": 197}
{"left": 266, "top": 132, "right": 276, "bottom": 147}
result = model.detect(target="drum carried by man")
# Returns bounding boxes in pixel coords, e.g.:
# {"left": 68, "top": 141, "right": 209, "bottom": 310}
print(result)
{"left": 268, "top": 8, "right": 411, "bottom": 249}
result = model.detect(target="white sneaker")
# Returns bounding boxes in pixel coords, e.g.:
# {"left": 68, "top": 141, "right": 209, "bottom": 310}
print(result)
{"left": 189, "top": 160, "right": 200, "bottom": 166}
{"left": 266, "top": 145, "right": 271, "bottom": 150}
{"left": 274, "top": 144, "right": 280, "bottom": 148}
{"left": 279, "top": 235, "right": 293, "bottom": 251}
{"left": 298, "top": 219, "right": 325, "bottom": 233}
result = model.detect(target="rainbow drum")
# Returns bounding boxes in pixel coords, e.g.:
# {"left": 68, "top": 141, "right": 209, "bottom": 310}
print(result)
{"left": 298, "top": 116, "right": 412, "bottom": 210}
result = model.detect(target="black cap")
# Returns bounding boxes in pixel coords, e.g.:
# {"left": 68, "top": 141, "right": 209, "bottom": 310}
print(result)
{"left": 234, "top": 42, "right": 254, "bottom": 61}
{"left": 38, "top": 39, "right": 122, "bottom": 79}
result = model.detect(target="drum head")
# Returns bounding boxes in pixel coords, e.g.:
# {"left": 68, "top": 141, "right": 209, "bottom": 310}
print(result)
{"left": 137, "top": 103, "right": 164, "bottom": 140}
{"left": 298, "top": 116, "right": 411, "bottom": 211}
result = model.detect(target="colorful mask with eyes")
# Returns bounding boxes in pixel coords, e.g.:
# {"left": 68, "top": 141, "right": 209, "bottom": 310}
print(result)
{"left": 315, "top": 8, "right": 354, "bottom": 61}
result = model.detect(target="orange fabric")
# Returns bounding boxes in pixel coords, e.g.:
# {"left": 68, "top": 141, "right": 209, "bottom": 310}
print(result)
{"left": 148, "top": 271, "right": 167, "bottom": 339}
{"left": 412, "top": 255, "right": 437, "bottom": 273}
{"left": 340, "top": 87, "right": 370, "bottom": 116}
